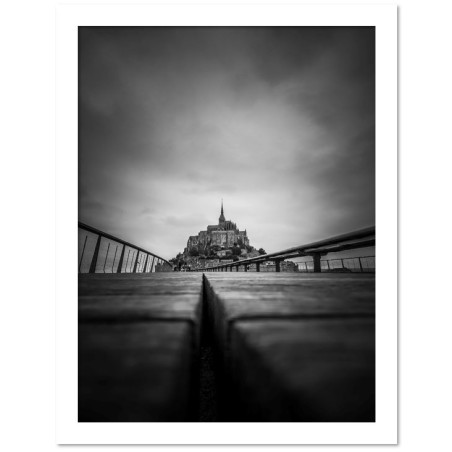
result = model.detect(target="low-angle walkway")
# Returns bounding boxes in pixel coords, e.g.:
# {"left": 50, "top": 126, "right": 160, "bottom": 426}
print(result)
{"left": 79, "top": 272, "right": 375, "bottom": 422}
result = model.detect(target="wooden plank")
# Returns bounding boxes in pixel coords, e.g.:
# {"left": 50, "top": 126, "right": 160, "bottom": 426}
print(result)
{"left": 79, "top": 322, "right": 194, "bottom": 422}
{"left": 203, "top": 273, "right": 375, "bottom": 421}
{"left": 78, "top": 273, "right": 203, "bottom": 422}
{"left": 204, "top": 273, "right": 375, "bottom": 357}
{"left": 79, "top": 294, "right": 201, "bottom": 324}
{"left": 79, "top": 273, "right": 203, "bottom": 296}
{"left": 230, "top": 318, "right": 375, "bottom": 421}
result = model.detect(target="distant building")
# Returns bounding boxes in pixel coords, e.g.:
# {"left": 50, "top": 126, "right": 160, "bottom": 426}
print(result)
{"left": 184, "top": 201, "right": 251, "bottom": 256}
{"left": 217, "top": 249, "right": 232, "bottom": 257}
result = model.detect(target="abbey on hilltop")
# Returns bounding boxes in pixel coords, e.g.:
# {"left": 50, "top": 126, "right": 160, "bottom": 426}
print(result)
{"left": 184, "top": 201, "right": 251, "bottom": 257}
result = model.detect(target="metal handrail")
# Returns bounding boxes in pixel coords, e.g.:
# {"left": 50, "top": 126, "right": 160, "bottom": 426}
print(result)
{"left": 78, "top": 221, "right": 171, "bottom": 273}
{"left": 298, "top": 255, "right": 375, "bottom": 273}
{"left": 195, "top": 226, "right": 375, "bottom": 273}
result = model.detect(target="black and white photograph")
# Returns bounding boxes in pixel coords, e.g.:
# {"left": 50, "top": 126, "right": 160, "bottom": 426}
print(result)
{"left": 14, "top": 0, "right": 452, "bottom": 449}
{"left": 77, "top": 25, "right": 377, "bottom": 424}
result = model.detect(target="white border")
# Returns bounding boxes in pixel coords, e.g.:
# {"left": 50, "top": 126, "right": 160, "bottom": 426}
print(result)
{"left": 56, "top": 3, "right": 397, "bottom": 445}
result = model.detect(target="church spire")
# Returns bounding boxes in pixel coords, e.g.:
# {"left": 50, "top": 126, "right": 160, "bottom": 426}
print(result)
{"left": 219, "top": 199, "right": 225, "bottom": 224}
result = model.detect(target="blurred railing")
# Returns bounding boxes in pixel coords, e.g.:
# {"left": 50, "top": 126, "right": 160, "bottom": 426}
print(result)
{"left": 195, "top": 226, "right": 375, "bottom": 273}
{"left": 297, "top": 255, "right": 375, "bottom": 273}
{"left": 78, "top": 222, "right": 172, "bottom": 273}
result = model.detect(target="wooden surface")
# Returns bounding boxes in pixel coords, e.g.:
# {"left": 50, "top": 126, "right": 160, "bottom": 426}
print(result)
{"left": 79, "top": 322, "right": 194, "bottom": 421}
{"left": 230, "top": 318, "right": 375, "bottom": 421}
{"left": 78, "top": 272, "right": 375, "bottom": 422}
{"left": 203, "top": 273, "right": 375, "bottom": 421}
{"left": 78, "top": 273, "right": 203, "bottom": 422}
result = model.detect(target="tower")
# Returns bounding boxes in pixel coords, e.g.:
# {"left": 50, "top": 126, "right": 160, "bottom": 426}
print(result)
{"left": 218, "top": 199, "right": 225, "bottom": 224}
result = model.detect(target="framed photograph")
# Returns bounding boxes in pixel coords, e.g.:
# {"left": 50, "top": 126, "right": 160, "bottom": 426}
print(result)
{"left": 56, "top": 2, "right": 397, "bottom": 445}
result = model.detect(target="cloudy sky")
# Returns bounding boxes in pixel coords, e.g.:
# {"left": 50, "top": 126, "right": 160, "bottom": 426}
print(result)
{"left": 79, "top": 27, "right": 375, "bottom": 259}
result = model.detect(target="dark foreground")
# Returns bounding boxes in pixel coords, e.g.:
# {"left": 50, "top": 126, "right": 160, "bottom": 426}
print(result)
{"left": 79, "top": 272, "right": 375, "bottom": 422}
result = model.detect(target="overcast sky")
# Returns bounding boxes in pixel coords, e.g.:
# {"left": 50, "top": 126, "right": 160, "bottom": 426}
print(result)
{"left": 79, "top": 27, "right": 375, "bottom": 259}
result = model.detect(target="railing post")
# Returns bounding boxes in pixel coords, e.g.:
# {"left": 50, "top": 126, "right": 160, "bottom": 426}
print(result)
{"left": 79, "top": 235, "right": 88, "bottom": 273}
{"left": 142, "top": 254, "right": 149, "bottom": 273}
{"left": 256, "top": 262, "right": 260, "bottom": 272}
{"left": 111, "top": 245, "right": 118, "bottom": 272}
{"left": 275, "top": 260, "right": 281, "bottom": 273}
{"left": 150, "top": 255, "right": 156, "bottom": 272}
{"left": 132, "top": 250, "right": 140, "bottom": 273}
{"left": 89, "top": 235, "right": 102, "bottom": 273}
{"left": 326, "top": 259, "right": 330, "bottom": 271}
{"left": 116, "top": 245, "right": 126, "bottom": 273}
{"left": 359, "top": 257, "right": 364, "bottom": 272}
{"left": 244, "top": 264, "right": 248, "bottom": 272}
{"left": 312, "top": 254, "right": 322, "bottom": 273}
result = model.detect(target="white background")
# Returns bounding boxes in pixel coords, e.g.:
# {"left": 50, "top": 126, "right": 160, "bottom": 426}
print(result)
{"left": 1, "top": 0, "right": 451, "bottom": 450}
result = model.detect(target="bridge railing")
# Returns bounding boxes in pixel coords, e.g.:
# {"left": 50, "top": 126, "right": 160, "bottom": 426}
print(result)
{"left": 297, "top": 255, "right": 375, "bottom": 273}
{"left": 195, "top": 226, "right": 375, "bottom": 273}
{"left": 78, "top": 222, "right": 172, "bottom": 273}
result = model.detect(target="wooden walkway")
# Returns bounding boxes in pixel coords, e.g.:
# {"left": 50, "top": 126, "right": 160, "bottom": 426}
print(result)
{"left": 79, "top": 272, "right": 375, "bottom": 422}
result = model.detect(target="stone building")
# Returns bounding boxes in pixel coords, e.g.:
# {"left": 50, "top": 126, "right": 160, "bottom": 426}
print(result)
{"left": 185, "top": 202, "right": 250, "bottom": 255}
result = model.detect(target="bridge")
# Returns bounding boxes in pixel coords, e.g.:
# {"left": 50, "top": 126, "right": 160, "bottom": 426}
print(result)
{"left": 78, "top": 222, "right": 375, "bottom": 422}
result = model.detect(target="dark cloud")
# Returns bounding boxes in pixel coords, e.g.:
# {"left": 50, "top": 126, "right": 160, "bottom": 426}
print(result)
{"left": 79, "top": 27, "right": 375, "bottom": 257}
